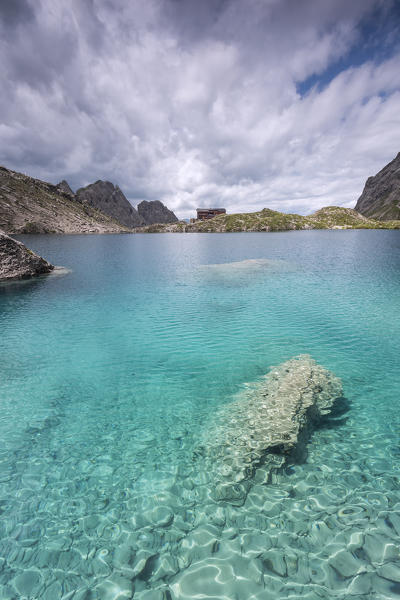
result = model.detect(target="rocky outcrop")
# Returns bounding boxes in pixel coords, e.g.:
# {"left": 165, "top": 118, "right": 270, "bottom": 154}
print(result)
{"left": 56, "top": 180, "right": 74, "bottom": 197}
{"left": 198, "top": 355, "right": 342, "bottom": 502}
{"left": 137, "top": 200, "right": 178, "bottom": 225}
{"left": 355, "top": 152, "right": 400, "bottom": 220}
{"left": 0, "top": 231, "right": 54, "bottom": 280}
{"left": 0, "top": 166, "right": 130, "bottom": 234}
{"left": 76, "top": 181, "right": 145, "bottom": 228}
{"left": 0, "top": 164, "right": 184, "bottom": 233}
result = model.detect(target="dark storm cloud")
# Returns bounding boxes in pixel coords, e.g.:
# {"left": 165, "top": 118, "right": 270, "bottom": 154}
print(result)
{"left": 160, "top": 0, "right": 230, "bottom": 43}
{"left": 0, "top": 0, "right": 399, "bottom": 217}
{"left": 0, "top": 0, "right": 34, "bottom": 28}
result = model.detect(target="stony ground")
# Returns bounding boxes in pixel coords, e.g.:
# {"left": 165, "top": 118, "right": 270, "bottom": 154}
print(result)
{"left": 0, "top": 166, "right": 130, "bottom": 234}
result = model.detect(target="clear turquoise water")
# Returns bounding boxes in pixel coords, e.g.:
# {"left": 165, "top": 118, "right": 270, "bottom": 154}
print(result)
{"left": 0, "top": 230, "right": 400, "bottom": 600}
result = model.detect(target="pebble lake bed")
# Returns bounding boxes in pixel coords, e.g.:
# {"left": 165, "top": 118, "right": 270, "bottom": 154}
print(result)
{"left": 0, "top": 230, "right": 400, "bottom": 599}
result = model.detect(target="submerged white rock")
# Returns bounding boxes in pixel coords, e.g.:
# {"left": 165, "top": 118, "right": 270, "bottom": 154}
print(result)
{"left": 200, "top": 258, "right": 291, "bottom": 270}
{"left": 198, "top": 355, "right": 342, "bottom": 501}
{"left": 198, "top": 257, "right": 294, "bottom": 277}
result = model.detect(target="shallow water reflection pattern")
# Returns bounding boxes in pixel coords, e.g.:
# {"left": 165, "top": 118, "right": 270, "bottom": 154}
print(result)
{"left": 0, "top": 231, "right": 399, "bottom": 599}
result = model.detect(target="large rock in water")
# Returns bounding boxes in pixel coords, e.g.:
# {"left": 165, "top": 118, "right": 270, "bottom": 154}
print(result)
{"left": 0, "top": 231, "right": 54, "bottom": 280}
{"left": 355, "top": 152, "right": 400, "bottom": 220}
{"left": 198, "top": 355, "right": 342, "bottom": 503}
{"left": 137, "top": 200, "right": 178, "bottom": 225}
{"left": 76, "top": 181, "right": 145, "bottom": 228}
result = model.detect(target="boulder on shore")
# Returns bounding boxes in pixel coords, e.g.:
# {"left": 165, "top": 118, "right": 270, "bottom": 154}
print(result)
{"left": 0, "top": 231, "right": 54, "bottom": 281}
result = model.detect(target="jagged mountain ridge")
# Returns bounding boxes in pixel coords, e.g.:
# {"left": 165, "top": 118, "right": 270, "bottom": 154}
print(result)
{"left": 137, "top": 200, "right": 178, "bottom": 225}
{"left": 76, "top": 180, "right": 145, "bottom": 228}
{"left": 56, "top": 180, "right": 75, "bottom": 197}
{"left": 355, "top": 152, "right": 400, "bottom": 220}
{"left": 0, "top": 166, "right": 178, "bottom": 233}
{"left": 75, "top": 183, "right": 178, "bottom": 228}
{"left": 0, "top": 166, "right": 130, "bottom": 234}
{"left": 2, "top": 159, "right": 400, "bottom": 235}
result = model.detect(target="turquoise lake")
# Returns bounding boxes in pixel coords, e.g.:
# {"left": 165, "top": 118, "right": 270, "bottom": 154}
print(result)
{"left": 0, "top": 230, "right": 400, "bottom": 600}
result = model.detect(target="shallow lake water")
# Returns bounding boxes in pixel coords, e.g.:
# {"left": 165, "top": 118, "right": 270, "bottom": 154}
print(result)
{"left": 0, "top": 230, "right": 399, "bottom": 599}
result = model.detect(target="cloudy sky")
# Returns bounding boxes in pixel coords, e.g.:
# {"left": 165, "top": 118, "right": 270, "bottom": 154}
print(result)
{"left": 1, "top": 0, "right": 399, "bottom": 218}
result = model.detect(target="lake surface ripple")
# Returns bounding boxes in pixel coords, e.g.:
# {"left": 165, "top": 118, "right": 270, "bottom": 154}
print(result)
{"left": 1, "top": 231, "right": 399, "bottom": 599}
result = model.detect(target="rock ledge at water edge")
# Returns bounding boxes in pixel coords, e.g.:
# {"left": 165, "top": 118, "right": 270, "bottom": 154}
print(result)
{"left": 0, "top": 231, "right": 54, "bottom": 281}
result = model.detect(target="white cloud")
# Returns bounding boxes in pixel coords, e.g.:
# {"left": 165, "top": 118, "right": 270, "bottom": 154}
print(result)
{"left": 0, "top": 0, "right": 399, "bottom": 218}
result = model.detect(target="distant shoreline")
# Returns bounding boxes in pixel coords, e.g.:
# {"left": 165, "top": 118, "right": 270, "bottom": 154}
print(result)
{"left": 6, "top": 204, "right": 400, "bottom": 236}
{"left": 132, "top": 206, "right": 400, "bottom": 233}
{"left": 15, "top": 224, "right": 400, "bottom": 236}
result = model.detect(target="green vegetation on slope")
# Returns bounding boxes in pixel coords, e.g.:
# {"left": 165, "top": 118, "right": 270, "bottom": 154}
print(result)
{"left": 136, "top": 206, "right": 400, "bottom": 233}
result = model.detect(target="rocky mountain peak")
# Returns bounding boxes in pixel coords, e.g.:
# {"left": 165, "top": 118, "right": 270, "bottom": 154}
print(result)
{"left": 355, "top": 152, "right": 400, "bottom": 220}
{"left": 76, "top": 180, "right": 145, "bottom": 228}
{"left": 56, "top": 180, "right": 74, "bottom": 197}
{"left": 137, "top": 200, "right": 178, "bottom": 225}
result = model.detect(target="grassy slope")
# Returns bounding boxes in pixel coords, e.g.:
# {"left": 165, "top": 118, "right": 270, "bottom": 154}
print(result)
{"left": 137, "top": 206, "right": 400, "bottom": 233}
